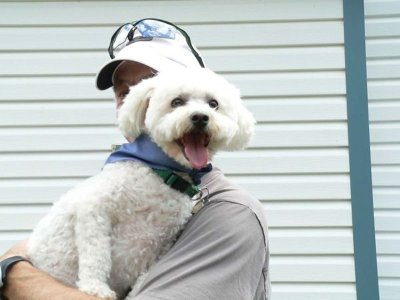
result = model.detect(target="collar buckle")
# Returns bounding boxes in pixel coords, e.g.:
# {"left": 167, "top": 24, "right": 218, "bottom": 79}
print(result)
{"left": 152, "top": 168, "right": 200, "bottom": 198}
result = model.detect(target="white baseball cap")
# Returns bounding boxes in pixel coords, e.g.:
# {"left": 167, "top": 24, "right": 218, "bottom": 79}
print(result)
{"left": 96, "top": 18, "right": 205, "bottom": 90}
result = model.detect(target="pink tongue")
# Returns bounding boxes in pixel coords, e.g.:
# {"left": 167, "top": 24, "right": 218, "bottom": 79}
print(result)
{"left": 183, "top": 133, "right": 209, "bottom": 169}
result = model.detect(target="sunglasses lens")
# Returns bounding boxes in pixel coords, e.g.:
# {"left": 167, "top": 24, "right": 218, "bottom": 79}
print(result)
{"left": 112, "top": 23, "right": 134, "bottom": 57}
{"left": 136, "top": 19, "right": 177, "bottom": 39}
{"left": 111, "top": 20, "right": 182, "bottom": 58}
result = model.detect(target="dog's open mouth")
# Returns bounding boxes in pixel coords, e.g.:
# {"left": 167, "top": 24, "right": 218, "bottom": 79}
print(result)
{"left": 177, "top": 131, "right": 210, "bottom": 170}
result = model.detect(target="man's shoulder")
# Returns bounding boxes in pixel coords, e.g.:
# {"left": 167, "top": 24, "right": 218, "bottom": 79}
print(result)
{"left": 198, "top": 167, "right": 269, "bottom": 244}
{"left": 201, "top": 167, "right": 260, "bottom": 203}
{"left": 183, "top": 200, "right": 264, "bottom": 252}
{"left": 200, "top": 167, "right": 266, "bottom": 218}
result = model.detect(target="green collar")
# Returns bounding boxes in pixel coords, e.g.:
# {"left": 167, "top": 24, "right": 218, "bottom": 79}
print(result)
{"left": 152, "top": 168, "right": 200, "bottom": 198}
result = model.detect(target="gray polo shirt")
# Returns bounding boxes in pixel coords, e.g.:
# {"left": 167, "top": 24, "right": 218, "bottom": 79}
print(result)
{"left": 135, "top": 168, "right": 271, "bottom": 299}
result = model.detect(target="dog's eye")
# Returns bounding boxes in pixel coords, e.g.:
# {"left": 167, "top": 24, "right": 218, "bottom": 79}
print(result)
{"left": 171, "top": 98, "right": 185, "bottom": 108}
{"left": 208, "top": 99, "right": 219, "bottom": 110}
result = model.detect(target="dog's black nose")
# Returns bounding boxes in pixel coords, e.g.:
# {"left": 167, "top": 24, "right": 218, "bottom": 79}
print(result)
{"left": 191, "top": 113, "right": 209, "bottom": 129}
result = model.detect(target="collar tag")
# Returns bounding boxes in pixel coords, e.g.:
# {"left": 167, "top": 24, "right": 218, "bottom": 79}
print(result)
{"left": 191, "top": 187, "right": 209, "bottom": 214}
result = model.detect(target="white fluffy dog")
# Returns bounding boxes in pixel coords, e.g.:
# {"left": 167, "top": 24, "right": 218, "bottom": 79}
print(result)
{"left": 27, "top": 68, "right": 255, "bottom": 299}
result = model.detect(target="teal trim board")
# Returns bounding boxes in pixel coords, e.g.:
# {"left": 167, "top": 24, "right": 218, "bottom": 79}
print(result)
{"left": 343, "top": 1, "right": 380, "bottom": 299}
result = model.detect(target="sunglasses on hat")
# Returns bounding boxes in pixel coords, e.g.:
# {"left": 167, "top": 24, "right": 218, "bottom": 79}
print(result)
{"left": 108, "top": 18, "right": 205, "bottom": 68}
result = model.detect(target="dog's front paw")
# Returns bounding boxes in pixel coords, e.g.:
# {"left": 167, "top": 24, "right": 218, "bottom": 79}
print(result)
{"left": 77, "top": 280, "right": 117, "bottom": 300}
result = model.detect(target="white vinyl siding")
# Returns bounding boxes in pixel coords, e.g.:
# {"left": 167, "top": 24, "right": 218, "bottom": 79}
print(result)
{"left": 0, "top": 1, "right": 355, "bottom": 299}
{"left": 365, "top": 1, "right": 400, "bottom": 299}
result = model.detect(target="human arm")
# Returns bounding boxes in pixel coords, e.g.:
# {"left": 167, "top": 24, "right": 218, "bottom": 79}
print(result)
{"left": 0, "top": 241, "right": 100, "bottom": 300}
{"left": 132, "top": 200, "right": 268, "bottom": 300}
{"left": 1, "top": 195, "right": 269, "bottom": 300}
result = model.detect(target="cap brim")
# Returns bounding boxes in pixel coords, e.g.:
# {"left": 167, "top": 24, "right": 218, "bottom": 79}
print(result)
{"left": 96, "top": 54, "right": 191, "bottom": 90}
{"left": 96, "top": 60, "right": 124, "bottom": 90}
{"left": 96, "top": 40, "right": 203, "bottom": 90}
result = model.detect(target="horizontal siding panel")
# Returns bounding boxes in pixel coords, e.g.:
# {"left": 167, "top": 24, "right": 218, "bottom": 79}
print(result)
{"left": 241, "top": 175, "right": 350, "bottom": 201}
{"left": 367, "top": 79, "right": 400, "bottom": 100}
{"left": 0, "top": 231, "right": 30, "bottom": 254}
{"left": 0, "top": 102, "right": 116, "bottom": 127}
{"left": 366, "top": 39, "right": 400, "bottom": 59}
{"left": 0, "top": 149, "right": 349, "bottom": 178}
{"left": 0, "top": 77, "right": 110, "bottom": 101}
{"left": 179, "top": 47, "right": 345, "bottom": 73}
{"left": 215, "top": 149, "right": 349, "bottom": 174}
{"left": 0, "top": 47, "right": 345, "bottom": 76}
{"left": 376, "top": 232, "right": 400, "bottom": 254}
{"left": 367, "top": 59, "right": 400, "bottom": 79}
{"left": 254, "top": 123, "right": 348, "bottom": 148}
{"left": 0, "top": 127, "right": 123, "bottom": 152}
{"left": 0, "top": 97, "right": 347, "bottom": 127}
{"left": 230, "top": 72, "right": 346, "bottom": 97}
{"left": 0, "top": 205, "right": 50, "bottom": 230}
{"left": 373, "top": 188, "right": 400, "bottom": 209}
{"left": 196, "top": 19, "right": 346, "bottom": 47}
{"left": 271, "top": 255, "right": 355, "bottom": 282}
{"left": 0, "top": 178, "right": 81, "bottom": 205}
{"left": 0, "top": 72, "right": 346, "bottom": 101}
{"left": 371, "top": 144, "right": 400, "bottom": 164}
{"left": 0, "top": 123, "right": 348, "bottom": 152}
{"left": 372, "top": 166, "right": 400, "bottom": 186}
{"left": 0, "top": 175, "right": 351, "bottom": 204}
{"left": 370, "top": 122, "right": 400, "bottom": 143}
{"left": 248, "top": 97, "right": 347, "bottom": 122}
{"left": 365, "top": 0, "right": 400, "bottom": 17}
{"left": 369, "top": 101, "right": 400, "bottom": 122}
{"left": 270, "top": 228, "right": 354, "bottom": 254}
{"left": 0, "top": 0, "right": 343, "bottom": 25}
{"left": 0, "top": 51, "right": 107, "bottom": 77}
{"left": 365, "top": 18, "right": 400, "bottom": 38}
{"left": 375, "top": 210, "right": 400, "bottom": 231}
{"left": 272, "top": 283, "right": 356, "bottom": 300}
{"left": 0, "top": 22, "right": 344, "bottom": 51}
{"left": 0, "top": 154, "right": 106, "bottom": 178}
{"left": 379, "top": 279, "right": 400, "bottom": 300}
{"left": 377, "top": 256, "right": 400, "bottom": 277}
{"left": 265, "top": 201, "right": 352, "bottom": 227}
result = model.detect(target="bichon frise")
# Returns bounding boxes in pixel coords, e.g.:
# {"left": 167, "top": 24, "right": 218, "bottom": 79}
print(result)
{"left": 27, "top": 68, "right": 255, "bottom": 299}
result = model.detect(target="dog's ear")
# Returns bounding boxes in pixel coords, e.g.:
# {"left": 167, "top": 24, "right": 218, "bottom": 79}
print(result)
{"left": 118, "top": 78, "right": 157, "bottom": 140}
{"left": 225, "top": 92, "right": 256, "bottom": 151}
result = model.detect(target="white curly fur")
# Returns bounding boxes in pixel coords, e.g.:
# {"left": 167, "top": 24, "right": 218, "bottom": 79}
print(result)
{"left": 27, "top": 68, "right": 255, "bottom": 300}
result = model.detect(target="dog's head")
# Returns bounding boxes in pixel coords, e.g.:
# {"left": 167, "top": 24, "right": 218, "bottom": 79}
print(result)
{"left": 118, "top": 68, "right": 256, "bottom": 169}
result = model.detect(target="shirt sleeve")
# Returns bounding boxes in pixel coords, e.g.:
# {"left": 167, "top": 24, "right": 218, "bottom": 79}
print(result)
{"left": 133, "top": 200, "right": 267, "bottom": 300}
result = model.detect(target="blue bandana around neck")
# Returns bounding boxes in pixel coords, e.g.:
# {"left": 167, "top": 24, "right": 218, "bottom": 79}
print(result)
{"left": 105, "top": 134, "right": 212, "bottom": 185}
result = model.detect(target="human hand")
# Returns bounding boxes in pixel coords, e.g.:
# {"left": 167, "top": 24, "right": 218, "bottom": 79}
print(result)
{"left": 0, "top": 239, "right": 29, "bottom": 261}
